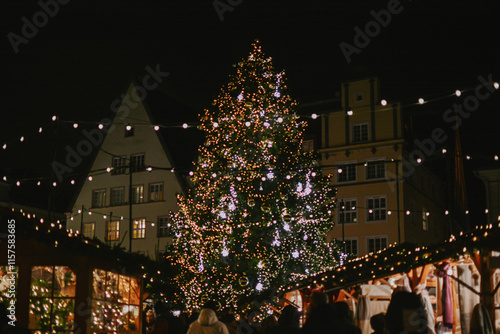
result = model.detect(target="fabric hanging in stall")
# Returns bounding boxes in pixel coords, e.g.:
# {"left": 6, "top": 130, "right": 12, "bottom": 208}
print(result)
{"left": 438, "top": 262, "right": 454, "bottom": 329}
{"left": 457, "top": 263, "right": 480, "bottom": 334}
{"left": 356, "top": 294, "right": 371, "bottom": 334}
{"left": 419, "top": 287, "right": 436, "bottom": 334}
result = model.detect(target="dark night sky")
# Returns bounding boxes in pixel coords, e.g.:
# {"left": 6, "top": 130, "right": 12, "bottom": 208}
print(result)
{"left": 1, "top": 1, "right": 499, "bottom": 218}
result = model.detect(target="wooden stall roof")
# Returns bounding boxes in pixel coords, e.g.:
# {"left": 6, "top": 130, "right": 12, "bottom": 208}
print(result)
{"left": 281, "top": 223, "right": 500, "bottom": 293}
{"left": 0, "top": 211, "right": 156, "bottom": 278}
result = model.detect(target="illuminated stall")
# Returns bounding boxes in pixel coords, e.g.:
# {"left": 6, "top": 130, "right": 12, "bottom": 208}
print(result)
{"left": 282, "top": 224, "right": 500, "bottom": 334}
{"left": 0, "top": 217, "right": 145, "bottom": 334}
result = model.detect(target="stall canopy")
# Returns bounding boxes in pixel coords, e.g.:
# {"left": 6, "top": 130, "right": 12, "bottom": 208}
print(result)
{"left": 282, "top": 223, "right": 500, "bottom": 293}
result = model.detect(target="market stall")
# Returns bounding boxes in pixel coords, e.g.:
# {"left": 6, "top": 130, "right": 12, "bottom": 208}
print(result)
{"left": 282, "top": 223, "right": 500, "bottom": 334}
{"left": 0, "top": 214, "right": 149, "bottom": 334}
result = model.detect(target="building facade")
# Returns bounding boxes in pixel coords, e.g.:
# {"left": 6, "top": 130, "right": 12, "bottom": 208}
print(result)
{"left": 320, "top": 77, "right": 452, "bottom": 256}
{"left": 66, "top": 82, "right": 190, "bottom": 259}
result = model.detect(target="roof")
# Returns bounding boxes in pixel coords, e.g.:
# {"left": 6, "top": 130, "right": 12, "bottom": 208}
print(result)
{"left": 281, "top": 222, "right": 500, "bottom": 293}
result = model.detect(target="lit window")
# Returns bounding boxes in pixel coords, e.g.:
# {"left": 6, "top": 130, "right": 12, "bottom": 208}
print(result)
{"left": 92, "top": 189, "right": 106, "bottom": 208}
{"left": 422, "top": 208, "right": 429, "bottom": 231}
{"left": 83, "top": 222, "right": 95, "bottom": 238}
{"left": 132, "top": 185, "right": 144, "bottom": 204}
{"left": 367, "top": 196, "right": 387, "bottom": 221}
{"left": 367, "top": 236, "right": 388, "bottom": 253}
{"left": 132, "top": 218, "right": 146, "bottom": 239}
{"left": 150, "top": 183, "right": 163, "bottom": 202}
{"left": 353, "top": 123, "right": 369, "bottom": 143}
{"left": 91, "top": 269, "right": 140, "bottom": 331}
{"left": 106, "top": 221, "right": 120, "bottom": 241}
{"left": 29, "top": 266, "right": 77, "bottom": 332}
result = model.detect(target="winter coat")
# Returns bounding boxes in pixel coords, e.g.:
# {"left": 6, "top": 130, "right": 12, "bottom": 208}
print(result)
{"left": 187, "top": 308, "right": 229, "bottom": 334}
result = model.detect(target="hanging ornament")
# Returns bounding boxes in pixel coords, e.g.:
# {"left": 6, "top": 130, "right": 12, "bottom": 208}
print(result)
{"left": 238, "top": 275, "right": 249, "bottom": 287}
{"left": 269, "top": 84, "right": 275, "bottom": 89}
{"left": 248, "top": 199, "right": 256, "bottom": 207}
{"left": 245, "top": 101, "right": 253, "bottom": 108}
{"left": 283, "top": 213, "right": 291, "bottom": 223}
{"left": 201, "top": 294, "right": 210, "bottom": 305}
{"left": 261, "top": 204, "right": 271, "bottom": 213}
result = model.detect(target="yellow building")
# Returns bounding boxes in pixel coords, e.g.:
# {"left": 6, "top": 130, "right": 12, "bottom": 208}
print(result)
{"left": 319, "top": 77, "right": 454, "bottom": 256}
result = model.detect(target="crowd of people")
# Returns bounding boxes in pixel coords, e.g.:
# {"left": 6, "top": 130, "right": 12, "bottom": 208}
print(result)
{"left": 143, "top": 290, "right": 430, "bottom": 334}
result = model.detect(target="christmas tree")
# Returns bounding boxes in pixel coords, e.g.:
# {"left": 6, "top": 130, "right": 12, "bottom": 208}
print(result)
{"left": 167, "top": 40, "right": 341, "bottom": 311}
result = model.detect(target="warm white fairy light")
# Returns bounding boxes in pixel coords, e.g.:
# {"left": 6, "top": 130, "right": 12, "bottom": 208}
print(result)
{"left": 381, "top": 99, "right": 387, "bottom": 106}
{"left": 311, "top": 113, "right": 318, "bottom": 119}
{"left": 39, "top": 127, "right": 43, "bottom": 133}
{"left": 494, "top": 82, "right": 499, "bottom": 90}
{"left": 98, "top": 124, "right": 104, "bottom": 129}
{"left": 73, "top": 123, "right": 79, "bottom": 129}
{"left": 455, "top": 90, "right": 462, "bottom": 97}
{"left": 52, "top": 115, "right": 57, "bottom": 121}
{"left": 442, "top": 148, "right": 447, "bottom": 154}
{"left": 347, "top": 110, "right": 353, "bottom": 116}
{"left": 20, "top": 136, "right": 24, "bottom": 142}
{"left": 418, "top": 98, "right": 424, "bottom": 104}
{"left": 88, "top": 176, "right": 93, "bottom": 181}
{"left": 183, "top": 123, "right": 188, "bottom": 129}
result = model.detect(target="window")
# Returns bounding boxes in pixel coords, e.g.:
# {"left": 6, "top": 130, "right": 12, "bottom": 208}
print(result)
{"left": 367, "top": 196, "right": 387, "bottom": 221}
{"left": 302, "top": 140, "right": 314, "bottom": 153}
{"left": 132, "top": 185, "right": 144, "bottom": 204}
{"left": 366, "top": 160, "right": 386, "bottom": 179}
{"left": 132, "top": 218, "right": 146, "bottom": 239}
{"left": 110, "top": 187, "right": 125, "bottom": 206}
{"left": 131, "top": 153, "right": 145, "bottom": 172}
{"left": 111, "top": 156, "right": 126, "bottom": 175}
{"left": 83, "top": 222, "right": 95, "bottom": 238}
{"left": 338, "top": 198, "right": 357, "bottom": 224}
{"left": 337, "top": 163, "right": 356, "bottom": 183}
{"left": 150, "top": 183, "right": 164, "bottom": 202}
{"left": 29, "top": 266, "right": 77, "bottom": 333}
{"left": 158, "top": 216, "right": 171, "bottom": 237}
{"left": 353, "top": 123, "right": 369, "bottom": 143}
{"left": 124, "top": 125, "right": 135, "bottom": 137}
{"left": 344, "top": 238, "right": 358, "bottom": 256}
{"left": 422, "top": 208, "right": 429, "bottom": 231}
{"left": 106, "top": 221, "right": 120, "bottom": 241}
{"left": 355, "top": 93, "right": 364, "bottom": 102}
{"left": 367, "top": 236, "right": 388, "bottom": 253}
{"left": 92, "top": 189, "right": 106, "bottom": 208}
{"left": 91, "top": 269, "right": 140, "bottom": 332}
